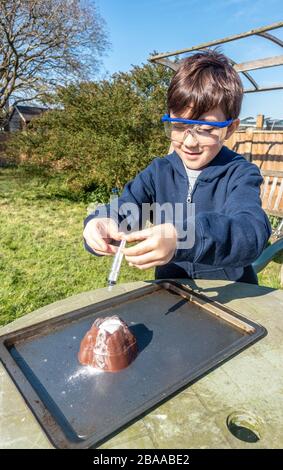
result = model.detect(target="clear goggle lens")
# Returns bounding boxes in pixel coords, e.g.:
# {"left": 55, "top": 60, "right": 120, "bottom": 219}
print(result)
{"left": 164, "top": 121, "right": 226, "bottom": 145}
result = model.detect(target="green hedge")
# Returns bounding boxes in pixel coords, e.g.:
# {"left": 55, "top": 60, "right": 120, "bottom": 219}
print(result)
{"left": 8, "top": 62, "right": 173, "bottom": 201}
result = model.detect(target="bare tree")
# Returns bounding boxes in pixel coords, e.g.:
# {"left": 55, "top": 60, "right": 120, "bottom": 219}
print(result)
{"left": 0, "top": 0, "right": 109, "bottom": 121}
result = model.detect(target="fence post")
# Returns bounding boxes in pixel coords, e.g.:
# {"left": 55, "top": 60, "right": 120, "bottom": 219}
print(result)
{"left": 244, "top": 129, "right": 254, "bottom": 162}
{"left": 256, "top": 114, "right": 264, "bottom": 129}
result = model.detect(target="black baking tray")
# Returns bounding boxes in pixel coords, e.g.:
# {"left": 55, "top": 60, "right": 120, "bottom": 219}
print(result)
{"left": 0, "top": 280, "right": 267, "bottom": 449}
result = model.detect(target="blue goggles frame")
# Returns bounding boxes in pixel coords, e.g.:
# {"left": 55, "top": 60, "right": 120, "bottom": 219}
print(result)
{"left": 161, "top": 114, "right": 233, "bottom": 128}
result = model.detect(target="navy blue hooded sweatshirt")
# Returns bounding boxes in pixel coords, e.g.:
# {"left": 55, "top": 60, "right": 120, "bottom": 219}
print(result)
{"left": 84, "top": 146, "right": 271, "bottom": 284}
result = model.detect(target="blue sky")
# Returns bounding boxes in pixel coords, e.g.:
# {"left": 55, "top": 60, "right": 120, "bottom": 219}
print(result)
{"left": 95, "top": 0, "right": 283, "bottom": 119}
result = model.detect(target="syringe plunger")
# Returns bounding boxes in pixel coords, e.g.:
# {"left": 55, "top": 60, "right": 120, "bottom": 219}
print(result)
{"left": 107, "top": 239, "right": 126, "bottom": 286}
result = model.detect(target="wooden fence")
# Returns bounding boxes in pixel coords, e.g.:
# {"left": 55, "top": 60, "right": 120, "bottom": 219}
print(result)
{"left": 226, "top": 129, "right": 283, "bottom": 171}
{"left": 226, "top": 120, "right": 283, "bottom": 217}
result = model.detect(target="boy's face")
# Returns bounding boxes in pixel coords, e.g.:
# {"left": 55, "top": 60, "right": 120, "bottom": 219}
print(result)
{"left": 170, "top": 106, "right": 239, "bottom": 170}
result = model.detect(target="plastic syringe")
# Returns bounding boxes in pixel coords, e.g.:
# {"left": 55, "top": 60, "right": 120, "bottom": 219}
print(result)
{"left": 107, "top": 239, "right": 126, "bottom": 291}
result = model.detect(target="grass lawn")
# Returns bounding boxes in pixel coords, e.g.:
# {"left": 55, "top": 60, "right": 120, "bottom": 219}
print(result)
{"left": 0, "top": 167, "right": 281, "bottom": 327}
{"left": 0, "top": 168, "right": 153, "bottom": 326}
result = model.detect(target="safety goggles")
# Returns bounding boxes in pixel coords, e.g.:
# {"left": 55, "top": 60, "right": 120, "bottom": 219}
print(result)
{"left": 161, "top": 114, "right": 233, "bottom": 145}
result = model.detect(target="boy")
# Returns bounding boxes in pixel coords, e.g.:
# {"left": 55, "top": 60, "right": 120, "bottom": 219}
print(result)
{"left": 83, "top": 50, "right": 271, "bottom": 284}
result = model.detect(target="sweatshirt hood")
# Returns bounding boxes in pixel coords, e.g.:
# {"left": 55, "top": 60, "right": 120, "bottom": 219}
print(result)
{"left": 165, "top": 146, "right": 247, "bottom": 182}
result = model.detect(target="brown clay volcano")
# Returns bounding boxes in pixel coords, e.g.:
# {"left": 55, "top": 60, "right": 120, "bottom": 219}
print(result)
{"left": 78, "top": 315, "right": 138, "bottom": 372}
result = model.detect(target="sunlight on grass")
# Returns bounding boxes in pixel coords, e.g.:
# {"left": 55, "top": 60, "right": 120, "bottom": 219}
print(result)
{"left": 258, "top": 259, "right": 283, "bottom": 290}
{"left": 0, "top": 167, "right": 281, "bottom": 327}
{"left": 0, "top": 168, "right": 153, "bottom": 326}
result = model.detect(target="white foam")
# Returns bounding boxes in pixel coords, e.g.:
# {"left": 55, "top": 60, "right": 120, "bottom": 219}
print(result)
{"left": 100, "top": 318, "right": 122, "bottom": 334}
{"left": 67, "top": 366, "right": 103, "bottom": 383}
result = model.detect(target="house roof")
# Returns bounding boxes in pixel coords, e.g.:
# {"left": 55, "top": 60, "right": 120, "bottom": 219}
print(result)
{"left": 239, "top": 116, "right": 283, "bottom": 130}
{"left": 14, "top": 105, "right": 48, "bottom": 122}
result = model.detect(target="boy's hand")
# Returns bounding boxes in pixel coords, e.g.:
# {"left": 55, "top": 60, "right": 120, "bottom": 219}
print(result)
{"left": 121, "top": 223, "right": 177, "bottom": 270}
{"left": 83, "top": 218, "right": 122, "bottom": 256}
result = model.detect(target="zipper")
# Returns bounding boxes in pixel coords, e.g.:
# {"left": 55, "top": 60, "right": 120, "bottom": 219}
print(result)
{"left": 183, "top": 163, "right": 201, "bottom": 203}
{"left": 187, "top": 181, "right": 198, "bottom": 203}
{"left": 186, "top": 179, "right": 192, "bottom": 203}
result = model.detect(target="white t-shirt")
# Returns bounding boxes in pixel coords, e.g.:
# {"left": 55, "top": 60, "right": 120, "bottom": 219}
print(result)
{"left": 183, "top": 162, "right": 202, "bottom": 201}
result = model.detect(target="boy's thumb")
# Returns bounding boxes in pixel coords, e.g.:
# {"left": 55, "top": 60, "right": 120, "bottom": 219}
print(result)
{"left": 107, "top": 222, "right": 121, "bottom": 240}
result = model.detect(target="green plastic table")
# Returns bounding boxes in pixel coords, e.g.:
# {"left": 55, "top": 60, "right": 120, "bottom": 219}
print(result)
{"left": 1, "top": 279, "right": 282, "bottom": 449}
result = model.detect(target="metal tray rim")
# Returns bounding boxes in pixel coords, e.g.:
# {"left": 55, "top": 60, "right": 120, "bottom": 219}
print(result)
{"left": 0, "top": 280, "right": 267, "bottom": 449}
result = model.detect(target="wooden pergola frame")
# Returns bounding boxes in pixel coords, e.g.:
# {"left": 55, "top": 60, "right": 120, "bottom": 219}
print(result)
{"left": 149, "top": 21, "right": 283, "bottom": 93}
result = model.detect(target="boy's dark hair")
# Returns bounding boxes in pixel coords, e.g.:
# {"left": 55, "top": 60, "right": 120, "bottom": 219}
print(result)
{"left": 167, "top": 49, "right": 243, "bottom": 120}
